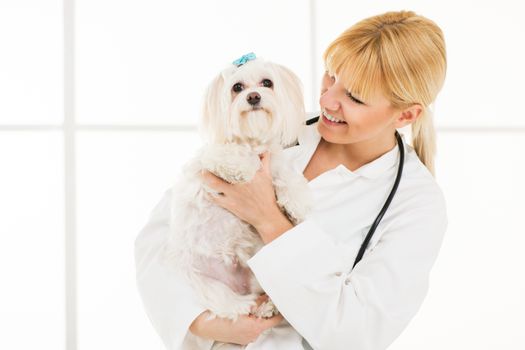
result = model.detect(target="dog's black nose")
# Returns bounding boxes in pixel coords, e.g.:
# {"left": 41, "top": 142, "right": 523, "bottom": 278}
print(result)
{"left": 246, "top": 92, "right": 261, "bottom": 105}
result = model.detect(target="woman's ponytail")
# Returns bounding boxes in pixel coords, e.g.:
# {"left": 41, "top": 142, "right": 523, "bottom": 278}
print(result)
{"left": 411, "top": 107, "right": 437, "bottom": 176}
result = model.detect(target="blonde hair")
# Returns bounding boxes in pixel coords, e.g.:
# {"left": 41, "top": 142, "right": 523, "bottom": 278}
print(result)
{"left": 323, "top": 10, "right": 447, "bottom": 176}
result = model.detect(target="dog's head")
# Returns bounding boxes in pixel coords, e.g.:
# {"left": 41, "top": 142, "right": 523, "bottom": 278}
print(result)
{"left": 199, "top": 57, "right": 305, "bottom": 147}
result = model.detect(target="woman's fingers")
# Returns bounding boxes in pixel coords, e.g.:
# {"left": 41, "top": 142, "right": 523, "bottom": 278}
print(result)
{"left": 191, "top": 305, "right": 284, "bottom": 346}
{"left": 250, "top": 293, "right": 269, "bottom": 313}
{"left": 200, "top": 169, "right": 230, "bottom": 194}
{"left": 256, "top": 293, "right": 269, "bottom": 305}
{"left": 248, "top": 293, "right": 284, "bottom": 331}
{"left": 252, "top": 312, "right": 284, "bottom": 332}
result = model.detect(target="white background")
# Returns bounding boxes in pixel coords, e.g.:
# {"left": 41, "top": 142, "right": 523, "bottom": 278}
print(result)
{"left": 0, "top": 0, "right": 524, "bottom": 349}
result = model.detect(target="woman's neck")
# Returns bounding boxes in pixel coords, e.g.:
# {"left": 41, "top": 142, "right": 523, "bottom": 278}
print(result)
{"left": 319, "top": 132, "right": 397, "bottom": 172}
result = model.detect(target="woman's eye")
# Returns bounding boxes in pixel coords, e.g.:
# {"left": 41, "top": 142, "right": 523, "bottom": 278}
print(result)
{"left": 346, "top": 91, "right": 364, "bottom": 104}
{"left": 261, "top": 79, "right": 273, "bottom": 88}
{"left": 232, "top": 83, "right": 244, "bottom": 93}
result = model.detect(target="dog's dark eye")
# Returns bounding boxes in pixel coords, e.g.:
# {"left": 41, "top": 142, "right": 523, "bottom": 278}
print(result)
{"left": 262, "top": 79, "right": 273, "bottom": 88}
{"left": 232, "top": 83, "right": 244, "bottom": 93}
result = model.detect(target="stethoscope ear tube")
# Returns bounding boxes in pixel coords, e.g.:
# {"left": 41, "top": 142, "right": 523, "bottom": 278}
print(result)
{"left": 352, "top": 130, "right": 405, "bottom": 269}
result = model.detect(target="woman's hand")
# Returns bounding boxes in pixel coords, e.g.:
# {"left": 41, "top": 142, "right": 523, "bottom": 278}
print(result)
{"left": 200, "top": 151, "right": 280, "bottom": 229}
{"left": 189, "top": 294, "right": 284, "bottom": 346}
{"left": 200, "top": 151, "right": 293, "bottom": 243}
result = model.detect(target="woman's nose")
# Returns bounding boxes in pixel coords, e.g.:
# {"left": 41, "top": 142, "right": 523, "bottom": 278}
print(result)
{"left": 320, "top": 85, "right": 340, "bottom": 111}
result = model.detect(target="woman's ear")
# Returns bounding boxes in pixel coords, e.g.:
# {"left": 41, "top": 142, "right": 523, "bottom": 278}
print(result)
{"left": 394, "top": 104, "right": 423, "bottom": 128}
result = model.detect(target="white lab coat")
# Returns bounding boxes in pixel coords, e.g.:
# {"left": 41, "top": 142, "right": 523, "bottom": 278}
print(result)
{"left": 134, "top": 121, "right": 448, "bottom": 350}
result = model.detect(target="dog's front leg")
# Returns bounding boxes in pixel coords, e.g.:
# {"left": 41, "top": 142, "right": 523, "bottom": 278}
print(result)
{"left": 200, "top": 143, "right": 261, "bottom": 184}
{"left": 270, "top": 154, "right": 312, "bottom": 225}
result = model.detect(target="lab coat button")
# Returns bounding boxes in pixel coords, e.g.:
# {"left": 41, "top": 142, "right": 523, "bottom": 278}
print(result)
{"left": 344, "top": 278, "right": 351, "bottom": 285}
{"left": 334, "top": 271, "right": 342, "bottom": 276}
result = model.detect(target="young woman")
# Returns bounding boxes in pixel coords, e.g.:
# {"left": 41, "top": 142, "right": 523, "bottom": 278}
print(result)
{"left": 135, "top": 10, "right": 448, "bottom": 350}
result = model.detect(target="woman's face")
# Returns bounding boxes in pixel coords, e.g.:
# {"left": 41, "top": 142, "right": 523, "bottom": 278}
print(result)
{"left": 318, "top": 71, "right": 399, "bottom": 145}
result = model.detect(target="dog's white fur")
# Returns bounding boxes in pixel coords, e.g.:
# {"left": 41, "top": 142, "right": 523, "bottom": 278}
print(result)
{"left": 161, "top": 58, "right": 312, "bottom": 325}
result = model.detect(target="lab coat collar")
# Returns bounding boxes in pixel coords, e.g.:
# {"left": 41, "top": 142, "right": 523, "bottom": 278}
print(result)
{"left": 298, "top": 121, "right": 407, "bottom": 180}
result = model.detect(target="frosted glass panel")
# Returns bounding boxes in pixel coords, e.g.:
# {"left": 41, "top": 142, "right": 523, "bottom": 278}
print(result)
{"left": 76, "top": 0, "right": 312, "bottom": 125}
{"left": 390, "top": 132, "right": 525, "bottom": 349}
{"left": 313, "top": 0, "right": 525, "bottom": 127}
{"left": 76, "top": 131, "right": 202, "bottom": 349}
{"left": 0, "top": 0, "right": 63, "bottom": 124}
{"left": 0, "top": 131, "right": 64, "bottom": 350}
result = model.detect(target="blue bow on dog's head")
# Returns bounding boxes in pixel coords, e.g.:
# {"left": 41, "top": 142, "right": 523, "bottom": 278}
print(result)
{"left": 232, "top": 52, "right": 256, "bottom": 67}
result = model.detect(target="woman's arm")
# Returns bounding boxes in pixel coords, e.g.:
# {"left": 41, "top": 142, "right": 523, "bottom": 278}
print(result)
{"left": 135, "top": 189, "right": 283, "bottom": 348}
{"left": 135, "top": 188, "right": 215, "bottom": 349}
{"left": 246, "top": 191, "right": 448, "bottom": 350}
{"left": 189, "top": 294, "right": 284, "bottom": 346}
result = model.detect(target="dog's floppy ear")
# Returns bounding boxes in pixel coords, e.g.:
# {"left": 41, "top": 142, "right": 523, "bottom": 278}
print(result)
{"left": 272, "top": 64, "right": 306, "bottom": 147}
{"left": 199, "top": 72, "right": 228, "bottom": 144}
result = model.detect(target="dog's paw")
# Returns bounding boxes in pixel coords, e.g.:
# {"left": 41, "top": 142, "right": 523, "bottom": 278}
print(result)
{"left": 250, "top": 298, "right": 280, "bottom": 319}
{"left": 208, "top": 293, "right": 259, "bottom": 322}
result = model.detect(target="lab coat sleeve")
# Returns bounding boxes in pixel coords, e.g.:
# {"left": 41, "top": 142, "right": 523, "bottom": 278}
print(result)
{"left": 134, "top": 188, "right": 215, "bottom": 350}
{"left": 246, "top": 190, "right": 448, "bottom": 350}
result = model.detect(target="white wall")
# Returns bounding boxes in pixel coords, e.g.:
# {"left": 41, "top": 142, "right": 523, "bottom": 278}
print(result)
{"left": 1, "top": 0, "right": 524, "bottom": 349}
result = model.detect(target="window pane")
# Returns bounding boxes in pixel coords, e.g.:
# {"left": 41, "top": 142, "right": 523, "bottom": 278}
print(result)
{"left": 390, "top": 132, "right": 525, "bottom": 349}
{"left": 76, "top": 131, "right": 202, "bottom": 349}
{"left": 313, "top": 1, "right": 525, "bottom": 127}
{"left": 0, "top": 0, "right": 63, "bottom": 124}
{"left": 76, "top": 0, "right": 313, "bottom": 125}
{"left": 0, "top": 131, "right": 64, "bottom": 349}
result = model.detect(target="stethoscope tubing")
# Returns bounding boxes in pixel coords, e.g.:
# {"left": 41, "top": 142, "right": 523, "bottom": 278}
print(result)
{"left": 303, "top": 116, "right": 405, "bottom": 269}
{"left": 352, "top": 130, "right": 404, "bottom": 268}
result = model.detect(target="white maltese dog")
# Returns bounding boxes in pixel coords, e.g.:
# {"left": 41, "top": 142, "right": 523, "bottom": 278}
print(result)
{"left": 161, "top": 53, "right": 312, "bottom": 327}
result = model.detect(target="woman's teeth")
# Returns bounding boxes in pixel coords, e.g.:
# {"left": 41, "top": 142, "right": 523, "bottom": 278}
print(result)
{"left": 323, "top": 111, "right": 346, "bottom": 123}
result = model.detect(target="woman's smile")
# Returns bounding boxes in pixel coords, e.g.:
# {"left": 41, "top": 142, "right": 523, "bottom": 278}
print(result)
{"left": 321, "top": 109, "right": 347, "bottom": 126}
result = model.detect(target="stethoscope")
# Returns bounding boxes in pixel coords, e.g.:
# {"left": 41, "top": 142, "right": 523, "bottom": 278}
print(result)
{"left": 302, "top": 115, "right": 405, "bottom": 269}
